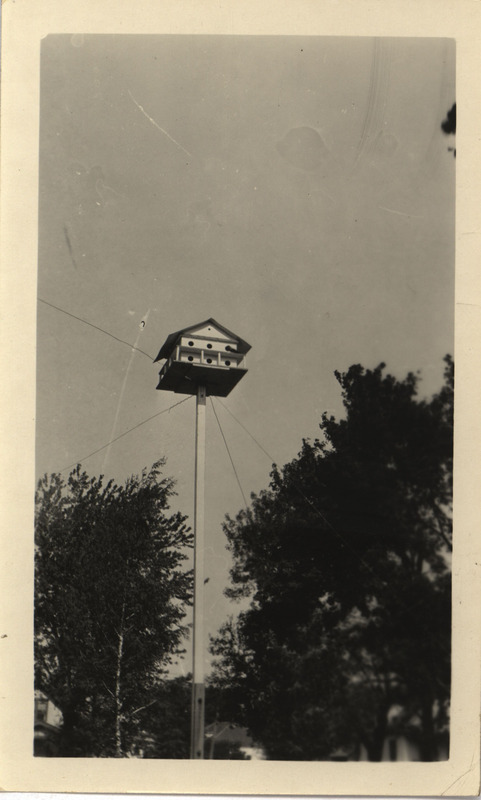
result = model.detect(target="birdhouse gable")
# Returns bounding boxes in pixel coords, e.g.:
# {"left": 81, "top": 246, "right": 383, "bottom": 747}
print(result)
{"left": 184, "top": 321, "right": 234, "bottom": 342}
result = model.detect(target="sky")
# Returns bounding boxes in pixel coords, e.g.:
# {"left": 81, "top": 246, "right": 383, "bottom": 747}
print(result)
{"left": 36, "top": 34, "right": 455, "bottom": 676}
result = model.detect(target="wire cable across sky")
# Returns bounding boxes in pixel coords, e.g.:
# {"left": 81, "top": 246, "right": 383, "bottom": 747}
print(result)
{"left": 59, "top": 395, "right": 193, "bottom": 472}
{"left": 39, "top": 298, "right": 155, "bottom": 360}
{"left": 210, "top": 397, "right": 248, "bottom": 509}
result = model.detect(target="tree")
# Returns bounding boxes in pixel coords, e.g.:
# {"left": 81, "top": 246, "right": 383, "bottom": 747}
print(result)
{"left": 441, "top": 103, "right": 456, "bottom": 157}
{"left": 35, "top": 459, "right": 193, "bottom": 757}
{"left": 133, "top": 675, "right": 192, "bottom": 758}
{"left": 211, "top": 358, "right": 453, "bottom": 761}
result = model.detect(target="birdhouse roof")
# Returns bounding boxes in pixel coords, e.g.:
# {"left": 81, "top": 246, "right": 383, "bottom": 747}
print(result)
{"left": 154, "top": 318, "right": 251, "bottom": 361}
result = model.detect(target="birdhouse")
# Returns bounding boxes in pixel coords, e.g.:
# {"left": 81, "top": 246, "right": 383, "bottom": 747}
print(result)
{"left": 155, "top": 318, "right": 251, "bottom": 397}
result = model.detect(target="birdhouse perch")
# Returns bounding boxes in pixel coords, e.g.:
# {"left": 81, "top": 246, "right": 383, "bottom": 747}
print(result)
{"left": 155, "top": 318, "right": 251, "bottom": 397}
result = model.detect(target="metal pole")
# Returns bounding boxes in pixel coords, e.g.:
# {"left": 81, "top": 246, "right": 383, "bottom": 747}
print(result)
{"left": 191, "top": 383, "right": 206, "bottom": 758}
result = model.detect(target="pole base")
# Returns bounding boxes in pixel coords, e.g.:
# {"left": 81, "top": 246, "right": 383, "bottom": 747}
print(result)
{"left": 190, "top": 682, "right": 205, "bottom": 759}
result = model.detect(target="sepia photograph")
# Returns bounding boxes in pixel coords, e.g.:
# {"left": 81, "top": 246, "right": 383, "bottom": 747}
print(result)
{"left": 34, "top": 33, "right": 454, "bottom": 761}
{"left": 1, "top": 1, "right": 480, "bottom": 796}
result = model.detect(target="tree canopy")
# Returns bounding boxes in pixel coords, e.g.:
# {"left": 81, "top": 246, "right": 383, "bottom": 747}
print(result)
{"left": 211, "top": 358, "right": 453, "bottom": 761}
{"left": 35, "top": 459, "right": 193, "bottom": 756}
{"left": 441, "top": 102, "right": 456, "bottom": 157}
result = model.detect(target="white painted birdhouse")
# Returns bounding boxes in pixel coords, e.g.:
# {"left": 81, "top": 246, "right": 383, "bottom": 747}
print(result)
{"left": 155, "top": 318, "right": 251, "bottom": 397}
